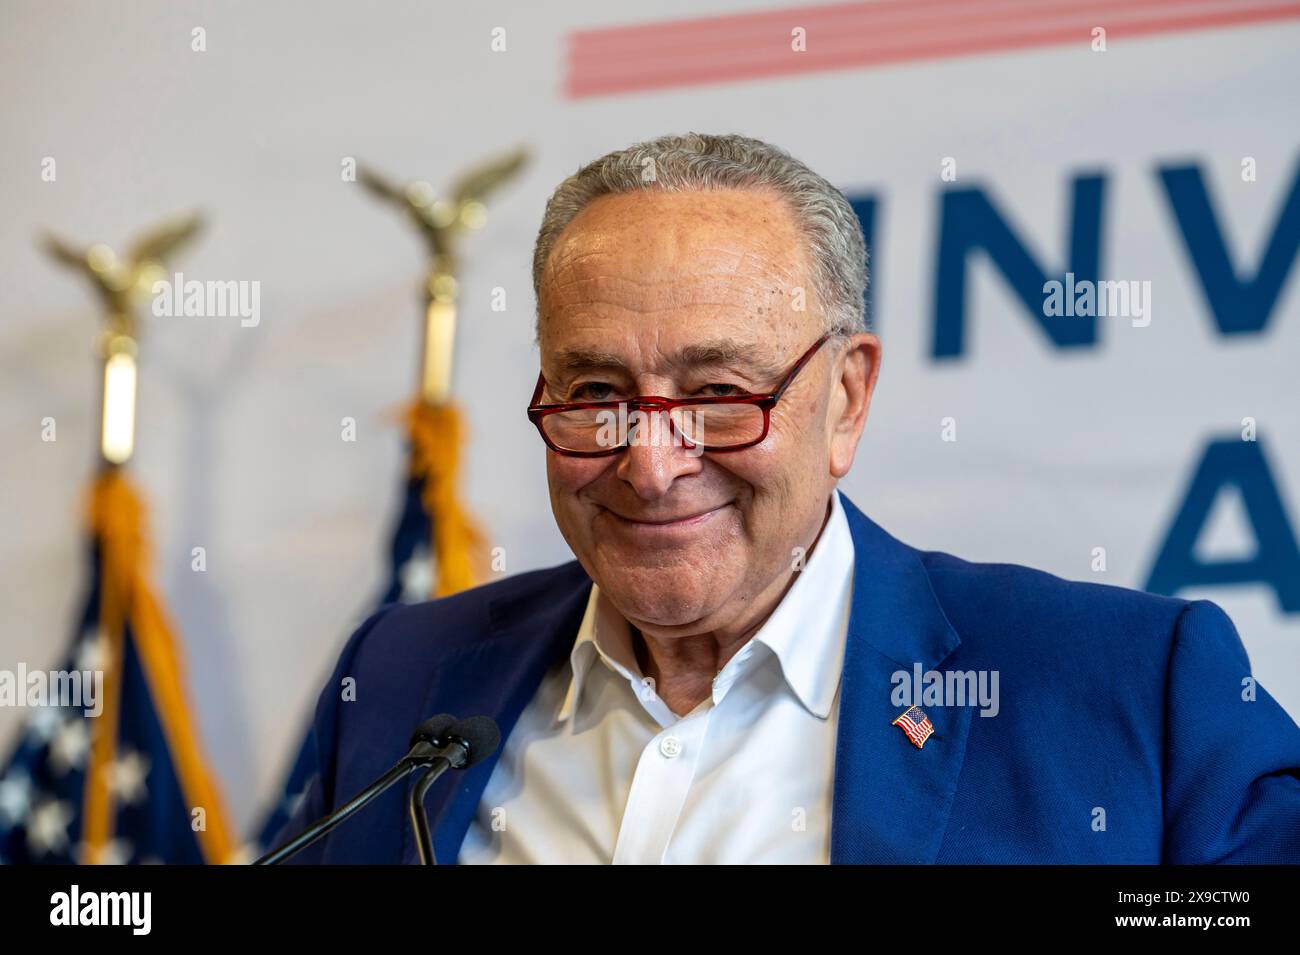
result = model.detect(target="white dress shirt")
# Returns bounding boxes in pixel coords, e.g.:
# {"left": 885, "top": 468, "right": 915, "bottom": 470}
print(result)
{"left": 458, "top": 491, "right": 856, "bottom": 864}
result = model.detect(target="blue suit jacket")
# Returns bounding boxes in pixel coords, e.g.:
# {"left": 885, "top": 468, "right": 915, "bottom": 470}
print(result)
{"left": 276, "top": 492, "right": 1300, "bottom": 863}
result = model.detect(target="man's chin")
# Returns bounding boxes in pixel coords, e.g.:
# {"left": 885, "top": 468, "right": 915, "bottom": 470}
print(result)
{"left": 589, "top": 561, "right": 738, "bottom": 630}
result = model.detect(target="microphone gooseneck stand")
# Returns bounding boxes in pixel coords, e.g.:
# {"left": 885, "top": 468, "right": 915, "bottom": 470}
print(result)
{"left": 254, "top": 714, "right": 459, "bottom": 866}
{"left": 408, "top": 717, "right": 503, "bottom": 865}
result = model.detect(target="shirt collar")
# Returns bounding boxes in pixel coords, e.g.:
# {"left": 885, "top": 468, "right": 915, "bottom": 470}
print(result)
{"left": 733, "top": 489, "right": 854, "bottom": 719}
{"left": 555, "top": 490, "right": 856, "bottom": 726}
{"left": 555, "top": 585, "right": 640, "bottom": 727}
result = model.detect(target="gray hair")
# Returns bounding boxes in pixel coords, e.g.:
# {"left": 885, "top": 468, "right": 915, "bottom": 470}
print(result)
{"left": 532, "top": 132, "right": 869, "bottom": 337}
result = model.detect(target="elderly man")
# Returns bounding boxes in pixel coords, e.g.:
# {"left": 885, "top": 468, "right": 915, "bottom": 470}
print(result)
{"left": 278, "top": 133, "right": 1300, "bottom": 864}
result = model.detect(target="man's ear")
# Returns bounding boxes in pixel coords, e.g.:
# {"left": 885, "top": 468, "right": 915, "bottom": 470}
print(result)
{"left": 828, "top": 332, "right": 881, "bottom": 479}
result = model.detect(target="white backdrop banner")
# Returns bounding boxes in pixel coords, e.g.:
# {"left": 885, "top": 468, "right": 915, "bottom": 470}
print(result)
{"left": 1, "top": 0, "right": 1297, "bottom": 832}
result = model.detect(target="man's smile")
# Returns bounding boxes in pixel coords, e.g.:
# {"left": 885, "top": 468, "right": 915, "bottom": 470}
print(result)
{"left": 599, "top": 501, "right": 733, "bottom": 540}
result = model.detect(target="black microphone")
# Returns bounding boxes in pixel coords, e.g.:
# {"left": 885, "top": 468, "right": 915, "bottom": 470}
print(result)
{"left": 443, "top": 716, "right": 501, "bottom": 770}
{"left": 254, "top": 713, "right": 460, "bottom": 865}
{"left": 407, "top": 714, "right": 459, "bottom": 761}
{"left": 408, "top": 716, "right": 502, "bottom": 865}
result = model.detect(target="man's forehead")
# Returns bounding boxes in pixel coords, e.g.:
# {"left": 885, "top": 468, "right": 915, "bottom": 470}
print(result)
{"left": 541, "top": 188, "right": 809, "bottom": 290}
{"left": 538, "top": 189, "right": 819, "bottom": 351}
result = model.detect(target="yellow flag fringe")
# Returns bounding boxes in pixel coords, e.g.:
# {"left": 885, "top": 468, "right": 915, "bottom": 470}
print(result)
{"left": 80, "top": 470, "right": 237, "bottom": 864}
{"left": 401, "top": 401, "right": 490, "bottom": 597}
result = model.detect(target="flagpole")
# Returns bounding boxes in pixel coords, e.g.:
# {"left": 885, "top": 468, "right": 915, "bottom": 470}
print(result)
{"left": 42, "top": 215, "right": 237, "bottom": 865}
{"left": 252, "top": 148, "right": 532, "bottom": 853}
{"left": 360, "top": 147, "right": 529, "bottom": 596}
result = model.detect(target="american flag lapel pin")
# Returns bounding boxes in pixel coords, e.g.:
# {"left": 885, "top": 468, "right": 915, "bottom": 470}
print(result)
{"left": 892, "top": 705, "right": 935, "bottom": 749}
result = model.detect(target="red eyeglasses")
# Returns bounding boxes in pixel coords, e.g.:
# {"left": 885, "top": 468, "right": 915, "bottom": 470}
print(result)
{"left": 526, "top": 333, "right": 832, "bottom": 457}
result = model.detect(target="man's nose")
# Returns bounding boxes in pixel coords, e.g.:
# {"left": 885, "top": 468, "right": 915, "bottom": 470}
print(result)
{"left": 615, "top": 411, "right": 701, "bottom": 499}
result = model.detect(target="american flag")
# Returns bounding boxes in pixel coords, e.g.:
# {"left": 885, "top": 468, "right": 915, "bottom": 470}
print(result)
{"left": 0, "top": 476, "right": 236, "bottom": 865}
{"left": 892, "top": 705, "right": 935, "bottom": 750}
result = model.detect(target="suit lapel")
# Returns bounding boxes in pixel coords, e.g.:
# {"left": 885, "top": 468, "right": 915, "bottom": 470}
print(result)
{"left": 400, "top": 563, "right": 593, "bottom": 864}
{"left": 831, "top": 491, "right": 972, "bottom": 863}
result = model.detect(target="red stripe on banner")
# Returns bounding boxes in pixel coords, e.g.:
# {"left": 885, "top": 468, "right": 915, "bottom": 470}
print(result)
{"left": 565, "top": 0, "right": 1300, "bottom": 98}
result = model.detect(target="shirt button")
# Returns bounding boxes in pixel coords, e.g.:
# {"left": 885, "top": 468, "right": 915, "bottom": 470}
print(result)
{"left": 659, "top": 735, "right": 683, "bottom": 758}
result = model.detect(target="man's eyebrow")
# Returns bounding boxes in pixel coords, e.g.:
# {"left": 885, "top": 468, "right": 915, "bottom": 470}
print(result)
{"left": 553, "top": 340, "right": 780, "bottom": 376}
{"left": 554, "top": 348, "right": 628, "bottom": 372}
{"left": 672, "top": 339, "right": 772, "bottom": 373}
